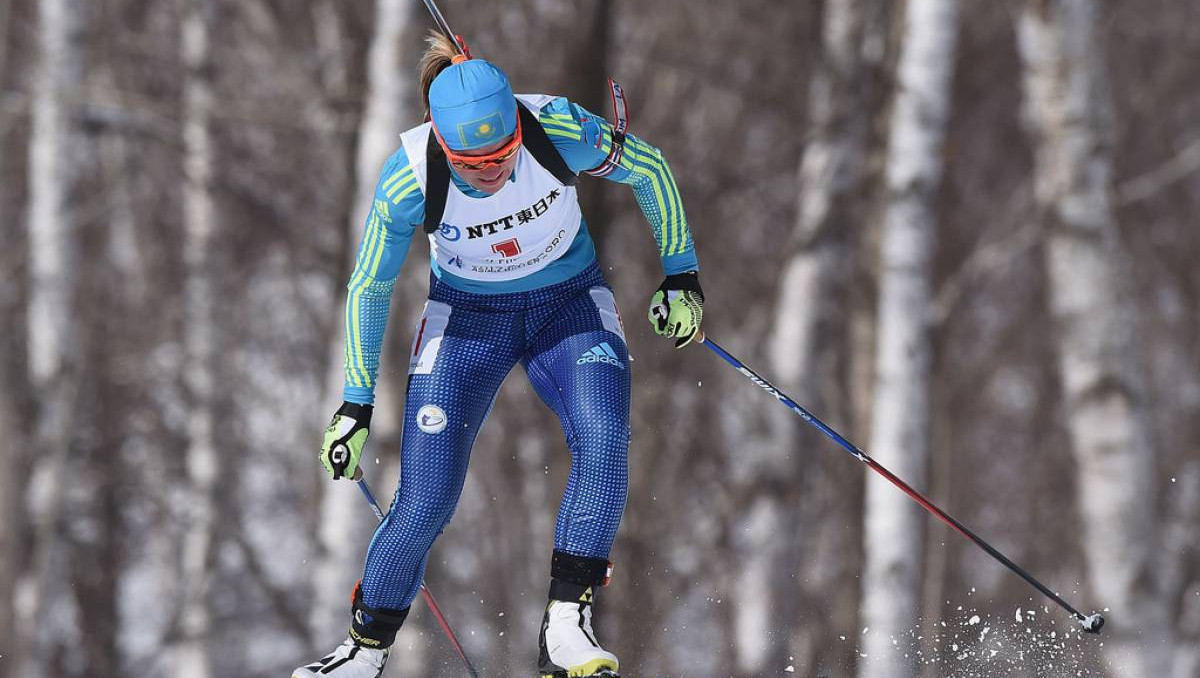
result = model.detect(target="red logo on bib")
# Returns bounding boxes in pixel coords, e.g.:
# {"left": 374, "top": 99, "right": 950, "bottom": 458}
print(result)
{"left": 492, "top": 238, "right": 522, "bottom": 258}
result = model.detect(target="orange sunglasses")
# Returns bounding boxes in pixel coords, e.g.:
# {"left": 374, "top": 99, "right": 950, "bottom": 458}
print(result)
{"left": 433, "top": 116, "right": 523, "bottom": 171}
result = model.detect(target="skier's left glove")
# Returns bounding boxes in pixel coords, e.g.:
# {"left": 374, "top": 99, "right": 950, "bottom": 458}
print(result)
{"left": 648, "top": 271, "right": 704, "bottom": 348}
{"left": 320, "top": 401, "right": 372, "bottom": 480}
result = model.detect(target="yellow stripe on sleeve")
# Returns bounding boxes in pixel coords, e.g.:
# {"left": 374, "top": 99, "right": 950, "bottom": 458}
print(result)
{"left": 392, "top": 180, "right": 423, "bottom": 205}
{"left": 541, "top": 116, "right": 584, "bottom": 133}
{"left": 544, "top": 127, "right": 584, "bottom": 142}
{"left": 385, "top": 169, "right": 417, "bottom": 199}
{"left": 382, "top": 163, "right": 414, "bottom": 191}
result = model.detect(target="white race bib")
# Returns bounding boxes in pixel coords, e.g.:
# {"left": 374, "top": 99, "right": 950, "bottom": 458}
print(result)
{"left": 431, "top": 146, "right": 581, "bottom": 282}
{"left": 398, "top": 95, "right": 582, "bottom": 283}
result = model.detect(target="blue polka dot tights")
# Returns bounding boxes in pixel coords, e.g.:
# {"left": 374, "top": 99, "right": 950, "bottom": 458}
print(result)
{"left": 358, "top": 265, "right": 631, "bottom": 611}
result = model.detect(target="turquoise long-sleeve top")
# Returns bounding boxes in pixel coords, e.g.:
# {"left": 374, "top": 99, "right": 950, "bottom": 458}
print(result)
{"left": 343, "top": 96, "right": 698, "bottom": 404}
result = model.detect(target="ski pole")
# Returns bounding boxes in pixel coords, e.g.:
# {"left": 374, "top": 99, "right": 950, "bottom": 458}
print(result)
{"left": 418, "top": 0, "right": 471, "bottom": 57}
{"left": 692, "top": 332, "right": 1106, "bottom": 635}
{"left": 354, "top": 471, "right": 483, "bottom": 678}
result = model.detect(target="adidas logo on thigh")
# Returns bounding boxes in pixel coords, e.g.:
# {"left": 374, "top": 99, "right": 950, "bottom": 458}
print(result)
{"left": 577, "top": 342, "right": 624, "bottom": 369}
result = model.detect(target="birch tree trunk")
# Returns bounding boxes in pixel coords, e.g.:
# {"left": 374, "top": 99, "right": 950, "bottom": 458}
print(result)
{"left": 175, "top": 1, "right": 218, "bottom": 676}
{"left": 1017, "top": 1, "right": 1172, "bottom": 675}
{"left": 765, "top": 0, "right": 884, "bottom": 671}
{"left": 0, "top": 0, "right": 13, "bottom": 648}
{"left": 311, "top": 0, "right": 418, "bottom": 651}
{"left": 15, "top": 0, "right": 83, "bottom": 675}
{"left": 0, "top": 0, "right": 20, "bottom": 635}
{"left": 0, "top": 0, "right": 10, "bottom": 86}
{"left": 26, "top": 3, "right": 79, "bottom": 388}
{"left": 859, "top": 2, "right": 958, "bottom": 677}
{"left": 0, "top": 385, "right": 16, "bottom": 678}
{"left": 771, "top": 0, "right": 880, "bottom": 431}
{"left": 98, "top": 67, "right": 147, "bottom": 307}
{"left": 563, "top": 0, "right": 613, "bottom": 250}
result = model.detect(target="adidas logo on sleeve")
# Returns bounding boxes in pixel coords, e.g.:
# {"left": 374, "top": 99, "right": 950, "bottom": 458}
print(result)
{"left": 577, "top": 342, "right": 625, "bottom": 369}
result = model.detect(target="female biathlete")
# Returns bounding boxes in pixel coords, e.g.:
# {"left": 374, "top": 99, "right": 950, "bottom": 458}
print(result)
{"left": 294, "top": 34, "right": 704, "bottom": 678}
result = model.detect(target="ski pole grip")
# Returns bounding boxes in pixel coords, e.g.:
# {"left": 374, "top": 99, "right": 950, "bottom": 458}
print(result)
{"left": 673, "top": 326, "right": 704, "bottom": 349}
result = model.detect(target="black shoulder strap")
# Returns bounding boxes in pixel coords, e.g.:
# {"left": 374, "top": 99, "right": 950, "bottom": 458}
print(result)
{"left": 422, "top": 103, "right": 579, "bottom": 235}
{"left": 517, "top": 103, "right": 580, "bottom": 188}
{"left": 423, "top": 127, "right": 451, "bottom": 235}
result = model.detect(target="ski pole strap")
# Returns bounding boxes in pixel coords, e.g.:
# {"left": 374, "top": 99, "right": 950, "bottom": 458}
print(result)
{"left": 585, "top": 78, "right": 629, "bottom": 179}
{"left": 453, "top": 35, "right": 472, "bottom": 59}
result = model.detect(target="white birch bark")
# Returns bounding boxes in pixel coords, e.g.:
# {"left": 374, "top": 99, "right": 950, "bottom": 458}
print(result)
{"left": 761, "top": 0, "right": 882, "bottom": 671}
{"left": 1017, "top": 2, "right": 1172, "bottom": 675}
{"left": 98, "top": 66, "right": 147, "bottom": 306}
{"left": 15, "top": 0, "right": 83, "bottom": 675}
{"left": 26, "top": 0, "right": 78, "bottom": 391}
{"left": 0, "top": 384, "right": 15, "bottom": 672}
{"left": 859, "top": 2, "right": 958, "bottom": 677}
{"left": 769, "top": 0, "right": 876, "bottom": 399}
{"left": 311, "top": 0, "right": 417, "bottom": 649}
{"left": 0, "top": 0, "right": 10, "bottom": 85}
{"left": 175, "top": 1, "right": 218, "bottom": 676}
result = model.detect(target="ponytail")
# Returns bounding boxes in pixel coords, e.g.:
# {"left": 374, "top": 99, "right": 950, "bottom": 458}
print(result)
{"left": 419, "top": 31, "right": 460, "bottom": 117}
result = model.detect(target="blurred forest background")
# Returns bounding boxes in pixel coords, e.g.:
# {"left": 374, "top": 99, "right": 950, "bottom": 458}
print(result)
{"left": 1, "top": 0, "right": 1198, "bottom": 677}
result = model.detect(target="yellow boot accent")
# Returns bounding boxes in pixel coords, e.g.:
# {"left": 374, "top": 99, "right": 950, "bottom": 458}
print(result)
{"left": 566, "top": 658, "right": 619, "bottom": 677}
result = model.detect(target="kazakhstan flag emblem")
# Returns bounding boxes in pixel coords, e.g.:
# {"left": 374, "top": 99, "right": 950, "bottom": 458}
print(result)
{"left": 457, "top": 112, "right": 505, "bottom": 147}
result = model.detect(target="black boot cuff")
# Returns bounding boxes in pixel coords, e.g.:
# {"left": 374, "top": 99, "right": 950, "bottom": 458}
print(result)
{"left": 349, "top": 584, "right": 410, "bottom": 649}
{"left": 550, "top": 550, "right": 612, "bottom": 587}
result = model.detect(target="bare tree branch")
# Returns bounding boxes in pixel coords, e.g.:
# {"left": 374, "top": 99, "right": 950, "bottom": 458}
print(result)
{"left": 1116, "top": 137, "right": 1200, "bottom": 206}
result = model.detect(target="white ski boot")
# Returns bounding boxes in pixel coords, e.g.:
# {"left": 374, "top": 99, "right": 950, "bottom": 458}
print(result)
{"left": 538, "top": 590, "right": 619, "bottom": 678}
{"left": 292, "top": 637, "right": 388, "bottom": 678}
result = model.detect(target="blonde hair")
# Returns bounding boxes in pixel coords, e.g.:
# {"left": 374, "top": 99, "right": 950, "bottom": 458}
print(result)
{"left": 419, "top": 31, "right": 460, "bottom": 117}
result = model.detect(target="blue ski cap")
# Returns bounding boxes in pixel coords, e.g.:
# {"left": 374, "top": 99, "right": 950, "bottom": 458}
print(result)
{"left": 429, "top": 59, "right": 518, "bottom": 151}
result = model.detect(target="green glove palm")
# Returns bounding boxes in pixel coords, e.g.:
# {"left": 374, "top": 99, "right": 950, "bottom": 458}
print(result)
{"left": 321, "top": 402, "right": 373, "bottom": 480}
{"left": 648, "top": 271, "right": 705, "bottom": 348}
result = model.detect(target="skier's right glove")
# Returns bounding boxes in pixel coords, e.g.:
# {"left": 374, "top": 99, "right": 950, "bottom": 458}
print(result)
{"left": 320, "top": 401, "right": 373, "bottom": 480}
